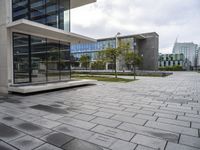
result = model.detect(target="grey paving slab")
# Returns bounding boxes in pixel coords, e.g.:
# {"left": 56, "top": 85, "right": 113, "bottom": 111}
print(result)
{"left": 87, "top": 133, "right": 117, "bottom": 148}
{"left": 118, "top": 123, "right": 179, "bottom": 142}
{"left": 111, "top": 115, "right": 147, "bottom": 125}
{"left": 157, "top": 117, "right": 190, "bottom": 127}
{"left": 0, "top": 123, "right": 25, "bottom": 142}
{"left": 58, "top": 117, "right": 97, "bottom": 130}
{"left": 73, "top": 113, "right": 96, "bottom": 121}
{"left": 110, "top": 140, "right": 137, "bottom": 150}
{"left": 13, "top": 121, "right": 52, "bottom": 138}
{"left": 191, "top": 122, "right": 200, "bottom": 129}
{"left": 34, "top": 118, "right": 61, "bottom": 129}
{"left": 19, "top": 114, "right": 42, "bottom": 122}
{"left": 160, "top": 106, "right": 198, "bottom": 115}
{"left": 142, "top": 107, "right": 184, "bottom": 116}
{"left": 154, "top": 113, "right": 176, "bottom": 119}
{"left": 42, "top": 132, "right": 74, "bottom": 147}
{"left": 124, "top": 108, "right": 155, "bottom": 116}
{"left": 180, "top": 135, "right": 200, "bottom": 148}
{"left": 178, "top": 116, "right": 200, "bottom": 123}
{"left": 134, "top": 114, "right": 157, "bottom": 121}
{"left": 145, "top": 121, "right": 199, "bottom": 137}
{"left": 98, "top": 108, "right": 134, "bottom": 117}
{"left": 165, "top": 142, "right": 200, "bottom": 150}
{"left": 43, "top": 114, "right": 64, "bottom": 121}
{"left": 91, "top": 125, "right": 135, "bottom": 141}
{"left": 0, "top": 141, "right": 17, "bottom": 150}
{"left": 93, "top": 111, "right": 114, "bottom": 118}
{"left": 0, "top": 114, "right": 25, "bottom": 126}
{"left": 62, "top": 139, "right": 103, "bottom": 150}
{"left": 135, "top": 145, "right": 155, "bottom": 150}
{"left": 131, "top": 134, "right": 166, "bottom": 150}
{"left": 54, "top": 124, "right": 95, "bottom": 140}
{"left": 10, "top": 135, "right": 44, "bottom": 150}
{"left": 91, "top": 117, "right": 122, "bottom": 128}
{"left": 35, "top": 143, "right": 63, "bottom": 150}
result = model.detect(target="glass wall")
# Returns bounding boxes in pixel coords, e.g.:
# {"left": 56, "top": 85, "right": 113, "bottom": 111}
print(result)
{"left": 13, "top": 0, "right": 29, "bottom": 21}
{"left": 60, "top": 42, "right": 70, "bottom": 80}
{"left": 47, "top": 39, "right": 60, "bottom": 81}
{"left": 13, "top": 33, "right": 71, "bottom": 84}
{"left": 30, "top": 0, "right": 46, "bottom": 24}
{"left": 13, "top": 33, "right": 30, "bottom": 84}
{"left": 31, "top": 36, "right": 47, "bottom": 83}
{"left": 12, "top": 0, "right": 70, "bottom": 32}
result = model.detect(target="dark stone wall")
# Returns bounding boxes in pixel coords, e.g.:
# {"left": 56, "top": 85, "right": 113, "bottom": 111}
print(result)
{"left": 137, "top": 33, "right": 159, "bottom": 70}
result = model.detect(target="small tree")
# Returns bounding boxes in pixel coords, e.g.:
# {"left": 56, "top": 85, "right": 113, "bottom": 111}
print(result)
{"left": 80, "top": 55, "right": 90, "bottom": 70}
{"left": 100, "top": 47, "right": 121, "bottom": 78}
{"left": 125, "top": 51, "right": 143, "bottom": 80}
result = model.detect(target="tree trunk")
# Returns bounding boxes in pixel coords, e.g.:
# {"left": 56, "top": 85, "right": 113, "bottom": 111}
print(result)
{"left": 133, "top": 64, "right": 136, "bottom": 80}
{"left": 115, "top": 58, "right": 117, "bottom": 78}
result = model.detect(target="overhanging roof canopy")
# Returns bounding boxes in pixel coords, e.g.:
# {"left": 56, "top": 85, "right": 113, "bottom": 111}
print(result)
{"left": 71, "top": 0, "right": 96, "bottom": 9}
{"left": 7, "top": 19, "right": 96, "bottom": 44}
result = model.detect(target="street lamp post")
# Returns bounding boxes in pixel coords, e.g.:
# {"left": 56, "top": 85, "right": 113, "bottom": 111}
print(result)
{"left": 115, "top": 32, "right": 121, "bottom": 72}
{"left": 115, "top": 32, "right": 121, "bottom": 48}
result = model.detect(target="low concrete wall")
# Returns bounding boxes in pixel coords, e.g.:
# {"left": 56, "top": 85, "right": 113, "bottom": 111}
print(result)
{"left": 72, "top": 70, "right": 173, "bottom": 77}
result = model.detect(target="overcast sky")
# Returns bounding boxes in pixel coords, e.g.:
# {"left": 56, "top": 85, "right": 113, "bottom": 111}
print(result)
{"left": 71, "top": 0, "right": 200, "bottom": 54}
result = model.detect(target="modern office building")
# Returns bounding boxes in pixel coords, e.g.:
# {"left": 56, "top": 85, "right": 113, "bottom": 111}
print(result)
{"left": 173, "top": 42, "right": 198, "bottom": 70}
{"left": 158, "top": 53, "right": 191, "bottom": 70}
{"left": 71, "top": 32, "right": 159, "bottom": 70}
{"left": 0, "top": 0, "right": 96, "bottom": 93}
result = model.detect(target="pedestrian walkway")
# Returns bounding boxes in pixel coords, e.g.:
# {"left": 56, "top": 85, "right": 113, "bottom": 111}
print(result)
{"left": 0, "top": 72, "right": 199, "bottom": 150}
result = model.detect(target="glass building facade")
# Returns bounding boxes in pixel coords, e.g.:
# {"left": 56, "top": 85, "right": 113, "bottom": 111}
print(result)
{"left": 12, "top": 0, "right": 71, "bottom": 84}
{"left": 71, "top": 37, "right": 136, "bottom": 61}
{"left": 13, "top": 33, "right": 70, "bottom": 84}
{"left": 12, "top": 0, "right": 70, "bottom": 31}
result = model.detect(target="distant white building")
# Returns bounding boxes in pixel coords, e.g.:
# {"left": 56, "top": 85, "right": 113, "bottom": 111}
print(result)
{"left": 173, "top": 42, "right": 198, "bottom": 70}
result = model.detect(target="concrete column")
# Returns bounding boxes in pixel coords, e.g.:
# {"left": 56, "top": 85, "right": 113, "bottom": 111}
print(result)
{"left": 0, "top": 0, "right": 11, "bottom": 93}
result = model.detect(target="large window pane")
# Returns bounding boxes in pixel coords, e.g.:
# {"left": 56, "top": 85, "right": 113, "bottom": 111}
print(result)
{"left": 12, "top": 0, "right": 70, "bottom": 31}
{"left": 13, "top": 33, "right": 30, "bottom": 83}
{"left": 30, "top": 0, "right": 46, "bottom": 24}
{"left": 31, "top": 36, "right": 47, "bottom": 83}
{"left": 59, "top": 0, "right": 70, "bottom": 31}
{"left": 13, "top": 0, "right": 29, "bottom": 21}
{"left": 46, "top": 0, "right": 59, "bottom": 28}
{"left": 60, "top": 42, "right": 70, "bottom": 80}
{"left": 47, "top": 39, "right": 60, "bottom": 81}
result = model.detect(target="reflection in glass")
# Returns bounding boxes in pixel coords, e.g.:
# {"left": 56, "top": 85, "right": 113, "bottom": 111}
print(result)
{"left": 60, "top": 42, "right": 70, "bottom": 80}
{"left": 12, "top": 0, "right": 70, "bottom": 32}
{"left": 13, "top": 33, "right": 71, "bottom": 84}
{"left": 47, "top": 39, "right": 60, "bottom": 81}
{"left": 46, "top": 0, "right": 59, "bottom": 28}
{"left": 12, "top": 0, "right": 29, "bottom": 21}
{"left": 59, "top": 0, "right": 70, "bottom": 31}
{"left": 30, "top": 0, "right": 46, "bottom": 24}
{"left": 13, "top": 33, "right": 30, "bottom": 83}
{"left": 31, "top": 36, "right": 47, "bottom": 83}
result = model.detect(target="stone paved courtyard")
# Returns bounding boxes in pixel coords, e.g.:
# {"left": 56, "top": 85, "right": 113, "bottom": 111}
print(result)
{"left": 0, "top": 72, "right": 200, "bottom": 150}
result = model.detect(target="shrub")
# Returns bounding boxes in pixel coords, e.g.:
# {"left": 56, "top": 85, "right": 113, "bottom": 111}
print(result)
{"left": 159, "top": 65, "right": 183, "bottom": 71}
{"left": 91, "top": 61, "right": 106, "bottom": 70}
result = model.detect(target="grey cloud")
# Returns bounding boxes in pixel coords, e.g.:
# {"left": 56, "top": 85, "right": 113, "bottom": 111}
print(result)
{"left": 71, "top": 0, "right": 200, "bottom": 53}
